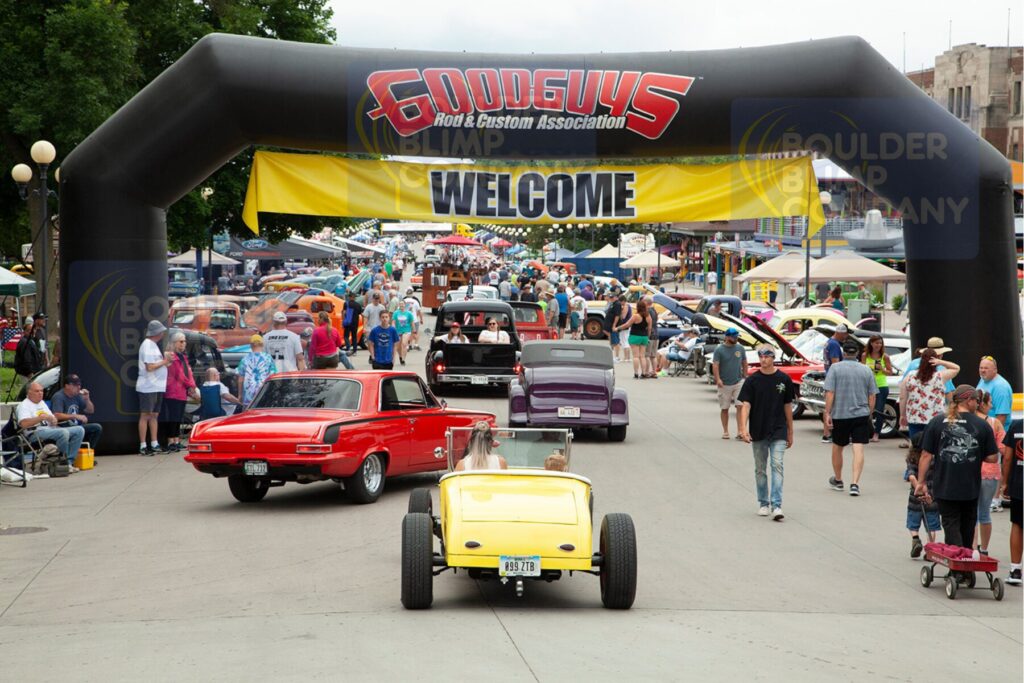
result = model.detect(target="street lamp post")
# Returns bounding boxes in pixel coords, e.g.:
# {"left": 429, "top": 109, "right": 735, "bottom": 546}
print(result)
{"left": 11, "top": 140, "right": 58, "bottom": 321}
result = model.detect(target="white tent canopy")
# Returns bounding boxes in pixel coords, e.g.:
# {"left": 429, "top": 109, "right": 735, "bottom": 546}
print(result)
{"left": 586, "top": 244, "right": 620, "bottom": 258}
{"left": 0, "top": 266, "right": 36, "bottom": 296}
{"left": 797, "top": 251, "right": 905, "bottom": 283}
{"left": 620, "top": 250, "right": 678, "bottom": 269}
{"left": 333, "top": 235, "right": 385, "bottom": 254}
{"left": 168, "top": 249, "right": 240, "bottom": 266}
{"left": 733, "top": 252, "right": 807, "bottom": 282}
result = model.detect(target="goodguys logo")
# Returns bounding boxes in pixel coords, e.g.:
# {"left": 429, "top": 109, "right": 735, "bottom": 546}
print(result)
{"left": 366, "top": 68, "right": 695, "bottom": 140}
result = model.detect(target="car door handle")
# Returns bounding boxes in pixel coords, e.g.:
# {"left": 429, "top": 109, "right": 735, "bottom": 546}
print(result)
{"left": 408, "top": 418, "right": 417, "bottom": 424}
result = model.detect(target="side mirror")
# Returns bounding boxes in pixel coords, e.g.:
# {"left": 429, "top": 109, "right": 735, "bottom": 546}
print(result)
{"left": 440, "top": 399, "right": 448, "bottom": 408}
{"left": 433, "top": 446, "right": 445, "bottom": 459}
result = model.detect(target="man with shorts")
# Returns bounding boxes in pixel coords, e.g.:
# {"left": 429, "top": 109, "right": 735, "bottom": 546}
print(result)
{"left": 137, "top": 320, "right": 172, "bottom": 455}
{"left": 824, "top": 338, "right": 878, "bottom": 496}
{"left": 403, "top": 288, "right": 423, "bottom": 350}
{"left": 712, "top": 327, "right": 747, "bottom": 439}
{"left": 544, "top": 291, "right": 561, "bottom": 339}
{"left": 820, "top": 324, "right": 848, "bottom": 443}
{"left": 263, "top": 311, "right": 306, "bottom": 371}
{"left": 604, "top": 290, "right": 622, "bottom": 361}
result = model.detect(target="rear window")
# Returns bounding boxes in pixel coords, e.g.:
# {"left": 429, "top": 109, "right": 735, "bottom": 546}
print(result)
{"left": 251, "top": 378, "right": 361, "bottom": 411}
{"left": 171, "top": 310, "right": 195, "bottom": 325}
{"left": 513, "top": 307, "right": 541, "bottom": 324}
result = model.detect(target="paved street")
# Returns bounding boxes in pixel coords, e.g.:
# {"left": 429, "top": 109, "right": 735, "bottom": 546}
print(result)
{"left": 1, "top": 321, "right": 1020, "bottom": 682}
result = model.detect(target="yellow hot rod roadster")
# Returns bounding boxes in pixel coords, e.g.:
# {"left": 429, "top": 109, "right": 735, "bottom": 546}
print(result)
{"left": 400, "top": 427, "right": 637, "bottom": 609}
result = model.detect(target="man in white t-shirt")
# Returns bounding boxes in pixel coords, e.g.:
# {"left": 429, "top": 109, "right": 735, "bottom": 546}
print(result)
{"left": 203, "top": 368, "right": 243, "bottom": 416}
{"left": 16, "top": 382, "right": 85, "bottom": 468}
{"left": 137, "top": 320, "right": 172, "bottom": 455}
{"left": 263, "top": 311, "right": 306, "bottom": 372}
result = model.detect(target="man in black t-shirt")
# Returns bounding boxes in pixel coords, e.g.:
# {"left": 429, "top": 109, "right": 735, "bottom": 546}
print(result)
{"left": 916, "top": 385, "right": 999, "bottom": 549}
{"left": 738, "top": 344, "right": 795, "bottom": 521}
{"left": 342, "top": 292, "right": 363, "bottom": 354}
{"left": 1000, "top": 419, "right": 1022, "bottom": 584}
{"left": 604, "top": 290, "right": 623, "bottom": 362}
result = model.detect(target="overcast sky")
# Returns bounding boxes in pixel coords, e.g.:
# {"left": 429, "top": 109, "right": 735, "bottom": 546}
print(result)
{"left": 329, "top": 0, "right": 1021, "bottom": 73}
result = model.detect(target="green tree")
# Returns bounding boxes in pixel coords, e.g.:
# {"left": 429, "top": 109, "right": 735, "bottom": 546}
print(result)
{"left": 1, "top": 0, "right": 344, "bottom": 265}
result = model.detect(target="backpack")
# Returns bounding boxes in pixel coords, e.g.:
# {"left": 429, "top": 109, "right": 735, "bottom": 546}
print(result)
{"left": 30, "top": 443, "right": 70, "bottom": 478}
{"left": 14, "top": 334, "right": 43, "bottom": 377}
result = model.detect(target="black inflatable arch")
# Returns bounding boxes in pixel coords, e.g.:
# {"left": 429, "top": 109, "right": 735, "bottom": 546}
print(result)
{"left": 60, "top": 34, "right": 1019, "bottom": 452}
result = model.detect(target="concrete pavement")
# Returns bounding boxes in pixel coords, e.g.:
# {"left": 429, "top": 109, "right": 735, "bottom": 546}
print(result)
{"left": 1, "top": 326, "right": 1019, "bottom": 682}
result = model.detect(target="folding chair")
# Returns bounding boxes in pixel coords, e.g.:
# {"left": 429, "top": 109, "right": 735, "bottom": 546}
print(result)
{"left": 1, "top": 412, "right": 42, "bottom": 488}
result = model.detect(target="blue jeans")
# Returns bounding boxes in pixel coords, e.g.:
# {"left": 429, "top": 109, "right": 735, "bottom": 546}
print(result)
{"left": 338, "top": 351, "right": 354, "bottom": 370}
{"left": 30, "top": 425, "right": 85, "bottom": 465}
{"left": 977, "top": 478, "right": 999, "bottom": 524}
{"left": 752, "top": 439, "right": 786, "bottom": 508}
{"left": 872, "top": 386, "right": 889, "bottom": 436}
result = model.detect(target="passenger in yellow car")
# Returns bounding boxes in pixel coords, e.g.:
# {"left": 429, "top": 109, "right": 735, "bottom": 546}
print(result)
{"left": 455, "top": 421, "right": 508, "bottom": 471}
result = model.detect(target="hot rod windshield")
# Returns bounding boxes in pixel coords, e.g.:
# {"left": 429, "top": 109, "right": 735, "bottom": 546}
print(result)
{"left": 250, "top": 378, "right": 361, "bottom": 411}
{"left": 447, "top": 427, "right": 572, "bottom": 471}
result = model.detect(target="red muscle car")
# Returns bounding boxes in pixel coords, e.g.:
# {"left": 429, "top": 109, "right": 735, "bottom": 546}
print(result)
{"left": 186, "top": 371, "right": 495, "bottom": 504}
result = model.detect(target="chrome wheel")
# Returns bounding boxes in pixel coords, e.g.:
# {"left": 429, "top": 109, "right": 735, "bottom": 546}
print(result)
{"left": 363, "top": 453, "right": 383, "bottom": 494}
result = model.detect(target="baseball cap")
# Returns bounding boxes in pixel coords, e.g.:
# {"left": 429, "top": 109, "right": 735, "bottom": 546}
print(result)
{"left": 834, "top": 324, "right": 849, "bottom": 333}
{"left": 250, "top": 334, "right": 264, "bottom": 345}
{"left": 300, "top": 327, "right": 312, "bottom": 339}
{"left": 65, "top": 373, "right": 82, "bottom": 386}
{"left": 841, "top": 339, "right": 860, "bottom": 355}
{"left": 952, "top": 384, "right": 979, "bottom": 402}
{"left": 724, "top": 327, "right": 739, "bottom": 337}
{"left": 919, "top": 337, "right": 952, "bottom": 354}
{"left": 272, "top": 311, "right": 287, "bottom": 323}
{"left": 33, "top": 311, "right": 47, "bottom": 319}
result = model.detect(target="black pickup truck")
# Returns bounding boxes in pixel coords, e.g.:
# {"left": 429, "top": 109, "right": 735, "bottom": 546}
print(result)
{"left": 426, "top": 300, "right": 521, "bottom": 394}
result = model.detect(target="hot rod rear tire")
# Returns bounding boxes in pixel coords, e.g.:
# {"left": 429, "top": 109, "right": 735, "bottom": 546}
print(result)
{"left": 599, "top": 513, "right": 637, "bottom": 609}
{"left": 401, "top": 513, "right": 434, "bottom": 609}
{"left": 607, "top": 425, "right": 627, "bottom": 442}
{"left": 227, "top": 475, "right": 269, "bottom": 503}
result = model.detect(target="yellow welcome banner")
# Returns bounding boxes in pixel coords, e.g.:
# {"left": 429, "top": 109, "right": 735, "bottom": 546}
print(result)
{"left": 242, "top": 151, "right": 825, "bottom": 237}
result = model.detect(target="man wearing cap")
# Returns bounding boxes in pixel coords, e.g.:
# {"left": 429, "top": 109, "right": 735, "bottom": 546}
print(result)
{"left": 544, "top": 291, "right": 561, "bottom": 339}
{"left": 31, "top": 312, "right": 49, "bottom": 365}
{"left": 13, "top": 318, "right": 44, "bottom": 383}
{"left": 977, "top": 356, "right": 1013, "bottom": 426}
{"left": 137, "top": 320, "right": 173, "bottom": 455}
{"left": 916, "top": 386, "right": 999, "bottom": 551}
{"left": 403, "top": 287, "right": 423, "bottom": 350}
{"left": 824, "top": 338, "right": 878, "bottom": 496}
{"left": 52, "top": 374, "right": 103, "bottom": 453}
{"left": 299, "top": 327, "right": 314, "bottom": 368}
{"left": 739, "top": 343, "right": 796, "bottom": 521}
{"left": 263, "top": 311, "right": 306, "bottom": 372}
{"left": 712, "top": 327, "right": 748, "bottom": 439}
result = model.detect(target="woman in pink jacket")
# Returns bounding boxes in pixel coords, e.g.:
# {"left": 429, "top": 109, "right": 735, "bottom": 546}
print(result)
{"left": 160, "top": 332, "right": 198, "bottom": 452}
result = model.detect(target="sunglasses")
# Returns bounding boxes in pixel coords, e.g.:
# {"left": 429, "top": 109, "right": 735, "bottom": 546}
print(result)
{"left": 757, "top": 351, "right": 776, "bottom": 357}
{"left": 980, "top": 355, "right": 995, "bottom": 362}
{"left": 488, "top": 322, "right": 498, "bottom": 327}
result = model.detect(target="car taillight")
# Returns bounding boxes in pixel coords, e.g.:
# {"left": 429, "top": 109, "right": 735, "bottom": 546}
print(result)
{"left": 189, "top": 443, "right": 212, "bottom": 453}
{"left": 434, "top": 363, "right": 445, "bottom": 373}
{"left": 513, "top": 363, "right": 522, "bottom": 374}
{"left": 296, "top": 444, "right": 331, "bottom": 454}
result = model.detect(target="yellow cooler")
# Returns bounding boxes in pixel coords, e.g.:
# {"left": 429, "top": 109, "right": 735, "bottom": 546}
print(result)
{"left": 75, "top": 448, "right": 95, "bottom": 470}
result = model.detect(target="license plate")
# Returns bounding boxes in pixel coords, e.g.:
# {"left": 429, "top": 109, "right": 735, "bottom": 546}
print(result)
{"left": 499, "top": 555, "right": 541, "bottom": 577}
{"left": 471, "top": 376, "right": 488, "bottom": 385}
{"left": 243, "top": 460, "right": 268, "bottom": 476}
{"left": 558, "top": 406, "right": 581, "bottom": 418}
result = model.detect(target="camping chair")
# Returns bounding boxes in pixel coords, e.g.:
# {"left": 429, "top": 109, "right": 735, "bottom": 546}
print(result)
{"left": 1, "top": 412, "right": 42, "bottom": 488}
{"left": 198, "top": 385, "right": 226, "bottom": 421}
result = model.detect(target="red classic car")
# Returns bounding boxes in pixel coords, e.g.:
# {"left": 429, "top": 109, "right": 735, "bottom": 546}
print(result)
{"left": 509, "top": 301, "right": 555, "bottom": 342}
{"left": 185, "top": 371, "right": 495, "bottom": 504}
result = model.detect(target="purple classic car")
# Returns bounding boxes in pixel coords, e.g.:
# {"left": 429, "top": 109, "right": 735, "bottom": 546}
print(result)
{"left": 508, "top": 340, "right": 629, "bottom": 442}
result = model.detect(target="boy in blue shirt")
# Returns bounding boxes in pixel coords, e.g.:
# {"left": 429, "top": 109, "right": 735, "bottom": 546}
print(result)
{"left": 368, "top": 311, "right": 401, "bottom": 370}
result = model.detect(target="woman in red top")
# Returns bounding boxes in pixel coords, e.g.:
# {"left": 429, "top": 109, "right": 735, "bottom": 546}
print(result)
{"left": 309, "top": 311, "right": 354, "bottom": 369}
{"left": 160, "top": 332, "right": 198, "bottom": 451}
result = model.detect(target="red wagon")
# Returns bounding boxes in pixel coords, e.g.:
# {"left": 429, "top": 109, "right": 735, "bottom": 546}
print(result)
{"left": 920, "top": 544, "right": 1004, "bottom": 601}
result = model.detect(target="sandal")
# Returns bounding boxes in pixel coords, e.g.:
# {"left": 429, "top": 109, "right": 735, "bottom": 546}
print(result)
{"left": 722, "top": 433, "right": 730, "bottom": 440}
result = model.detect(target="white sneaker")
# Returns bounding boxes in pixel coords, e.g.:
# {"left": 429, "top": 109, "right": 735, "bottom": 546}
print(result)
{"left": 757, "top": 506, "right": 770, "bottom": 516}
{"left": 69, "top": 465, "right": 80, "bottom": 473}
{"left": 771, "top": 508, "right": 785, "bottom": 521}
